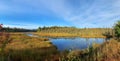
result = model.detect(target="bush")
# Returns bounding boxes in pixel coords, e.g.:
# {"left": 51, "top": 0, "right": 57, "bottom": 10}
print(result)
{"left": 103, "top": 32, "right": 112, "bottom": 40}
{"left": 114, "top": 21, "right": 120, "bottom": 39}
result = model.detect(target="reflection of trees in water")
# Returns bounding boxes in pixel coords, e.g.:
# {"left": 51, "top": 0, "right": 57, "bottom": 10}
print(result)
{"left": 85, "top": 38, "right": 90, "bottom": 48}
{"left": 52, "top": 38, "right": 105, "bottom": 52}
{"left": 66, "top": 38, "right": 80, "bottom": 51}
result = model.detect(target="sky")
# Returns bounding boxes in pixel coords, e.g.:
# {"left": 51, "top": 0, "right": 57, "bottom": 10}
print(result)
{"left": 0, "top": 0, "right": 120, "bottom": 29}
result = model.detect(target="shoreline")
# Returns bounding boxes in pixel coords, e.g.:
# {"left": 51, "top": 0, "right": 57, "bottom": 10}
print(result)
{"left": 34, "top": 32, "right": 106, "bottom": 38}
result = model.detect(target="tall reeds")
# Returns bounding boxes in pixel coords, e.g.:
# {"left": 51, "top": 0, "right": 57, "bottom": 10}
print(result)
{"left": 0, "top": 24, "right": 12, "bottom": 61}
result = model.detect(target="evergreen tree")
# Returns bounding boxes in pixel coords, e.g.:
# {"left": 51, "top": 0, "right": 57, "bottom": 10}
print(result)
{"left": 114, "top": 21, "right": 120, "bottom": 39}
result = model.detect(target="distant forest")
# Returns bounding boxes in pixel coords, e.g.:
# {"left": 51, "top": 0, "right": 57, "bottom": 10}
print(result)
{"left": 1, "top": 27, "right": 37, "bottom": 32}
{"left": 1, "top": 26, "right": 112, "bottom": 33}
{"left": 37, "top": 26, "right": 112, "bottom": 33}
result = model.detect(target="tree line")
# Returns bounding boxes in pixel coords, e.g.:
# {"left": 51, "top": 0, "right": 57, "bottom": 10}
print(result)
{"left": 37, "top": 26, "right": 112, "bottom": 34}
{"left": 1, "top": 27, "right": 37, "bottom": 32}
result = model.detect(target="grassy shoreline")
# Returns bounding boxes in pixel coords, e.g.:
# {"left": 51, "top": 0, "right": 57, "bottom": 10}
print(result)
{"left": 34, "top": 32, "right": 106, "bottom": 38}
{"left": 0, "top": 33, "right": 59, "bottom": 61}
{"left": 1, "top": 32, "right": 120, "bottom": 61}
{"left": 37, "top": 27, "right": 112, "bottom": 38}
{"left": 8, "top": 32, "right": 106, "bottom": 38}
{"left": 63, "top": 39, "right": 120, "bottom": 61}
{"left": 1, "top": 31, "right": 116, "bottom": 61}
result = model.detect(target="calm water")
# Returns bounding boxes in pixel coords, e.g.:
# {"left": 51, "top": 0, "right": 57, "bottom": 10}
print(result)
{"left": 50, "top": 38, "right": 105, "bottom": 51}
{"left": 26, "top": 33, "right": 105, "bottom": 51}
{"left": 26, "top": 33, "right": 39, "bottom": 37}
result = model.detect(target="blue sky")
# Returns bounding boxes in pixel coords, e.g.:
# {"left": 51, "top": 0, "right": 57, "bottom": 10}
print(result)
{"left": 0, "top": 0, "right": 120, "bottom": 29}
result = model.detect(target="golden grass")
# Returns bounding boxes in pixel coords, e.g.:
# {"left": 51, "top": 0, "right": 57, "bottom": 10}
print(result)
{"left": 1, "top": 32, "right": 118, "bottom": 61}
{"left": 4, "top": 34, "right": 55, "bottom": 51}
{"left": 34, "top": 32, "right": 106, "bottom": 38}
{"left": 64, "top": 39, "right": 120, "bottom": 61}
{"left": 94, "top": 39, "right": 120, "bottom": 61}
{"left": 34, "top": 32, "right": 78, "bottom": 37}
{"left": 0, "top": 33, "right": 58, "bottom": 61}
{"left": 37, "top": 28, "right": 112, "bottom": 38}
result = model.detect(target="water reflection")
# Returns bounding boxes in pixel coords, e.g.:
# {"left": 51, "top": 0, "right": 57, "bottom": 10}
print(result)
{"left": 50, "top": 38, "right": 105, "bottom": 51}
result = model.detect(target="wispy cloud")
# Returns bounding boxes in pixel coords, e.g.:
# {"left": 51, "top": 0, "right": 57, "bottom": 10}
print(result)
{"left": 3, "top": 23, "right": 39, "bottom": 29}
{"left": 32, "top": 0, "right": 120, "bottom": 28}
{"left": 0, "top": 0, "right": 120, "bottom": 28}
{"left": 62, "top": 0, "right": 120, "bottom": 28}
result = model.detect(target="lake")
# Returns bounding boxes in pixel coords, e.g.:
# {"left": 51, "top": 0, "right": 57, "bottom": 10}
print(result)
{"left": 26, "top": 33, "right": 105, "bottom": 51}
{"left": 50, "top": 38, "right": 105, "bottom": 51}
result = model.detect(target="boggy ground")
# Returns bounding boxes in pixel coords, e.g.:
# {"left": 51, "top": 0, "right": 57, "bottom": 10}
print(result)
{"left": 0, "top": 33, "right": 59, "bottom": 61}
{"left": 34, "top": 32, "right": 106, "bottom": 38}
{"left": 64, "top": 39, "right": 120, "bottom": 61}
{"left": 1, "top": 32, "right": 120, "bottom": 61}
{"left": 36, "top": 28, "right": 112, "bottom": 38}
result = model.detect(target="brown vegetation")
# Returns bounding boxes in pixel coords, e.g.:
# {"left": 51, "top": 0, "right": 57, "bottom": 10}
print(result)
{"left": 0, "top": 25, "right": 59, "bottom": 61}
{"left": 62, "top": 39, "right": 120, "bottom": 61}
{"left": 37, "top": 27, "right": 112, "bottom": 38}
{"left": 4, "top": 34, "right": 58, "bottom": 61}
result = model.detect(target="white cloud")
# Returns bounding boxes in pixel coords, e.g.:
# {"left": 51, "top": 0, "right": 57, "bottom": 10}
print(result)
{"left": 4, "top": 24, "right": 39, "bottom": 29}
{"left": 60, "top": 0, "right": 120, "bottom": 28}
{"left": 1, "top": 0, "right": 120, "bottom": 28}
